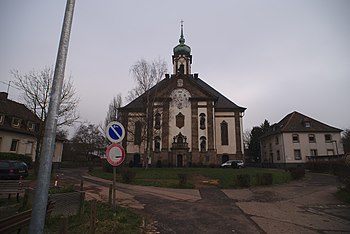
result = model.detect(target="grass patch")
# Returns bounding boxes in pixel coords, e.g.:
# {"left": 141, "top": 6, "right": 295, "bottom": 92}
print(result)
{"left": 44, "top": 200, "right": 143, "bottom": 233}
{"left": 90, "top": 167, "right": 291, "bottom": 189}
{"left": 335, "top": 188, "right": 350, "bottom": 204}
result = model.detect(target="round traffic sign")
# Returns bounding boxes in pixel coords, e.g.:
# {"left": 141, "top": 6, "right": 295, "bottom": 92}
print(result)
{"left": 106, "top": 143, "right": 125, "bottom": 166}
{"left": 105, "top": 121, "right": 125, "bottom": 143}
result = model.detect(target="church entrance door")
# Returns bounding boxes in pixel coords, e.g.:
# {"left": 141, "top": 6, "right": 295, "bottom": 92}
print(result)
{"left": 177, "top": 154, "right": 183, "bottom": 167}
{"left": 222, "top": 154, "right": 229, "bottom": 163}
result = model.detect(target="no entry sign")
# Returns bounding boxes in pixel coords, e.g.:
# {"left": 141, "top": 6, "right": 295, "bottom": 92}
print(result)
{"left": 106, "top": 143, "right": 125, "bottom": 166}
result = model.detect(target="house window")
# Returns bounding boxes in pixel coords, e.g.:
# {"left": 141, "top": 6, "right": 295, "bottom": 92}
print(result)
{"left": 221, "top": 121, "right": 228, "bottom": 145}
{"left": 277, "top": 150, "right": 281, "bottom": 160}
{"left": 305, "top": 122, "right": 311, "bottom": 128}
{"left": 275, "top": 136, "right": 279, "bottom": 145}
{"left": 199, "top": 113, "right": 206, "bottom": 130}
{"left": 154, "top": 113, "right": 161, "bottom": 130}
{"left": 10, "top": 139, "right": 19, "bottom": 152}
{"left": 134, "top": 121, "right": 142, "bottom": 145}
{"left": 200, "top": 136, "right": 206, "bottom": 152}
{"left": 12, "top": 118, "right": 21, "bottom": 128}
{"left": 28, "top": 122, "right": 35, "bottom": 131}
{"left": 294, "top": 149, "right": 302, "bottom": 160}
{"left": 154, "top": 136, "right": 161, "bottom": 151}
{"left": 292, "top": 134, "right": 299, "bottom": 143}
{"left": 325, "top": 134, "right": 332, "bottom": 142}
{"left": 308, "top": 134, "right": 316, "bottom": 143}
{"left": 310, "top": 149, "right": 318, "bottom": 156}
{"left": 0, "top": 115, "right": 4, "bottom": 125}
{"left": 26, "top": 142, "right": 34, "bottom": 155}
{"left": 327, "top": 149, "right": 334, "bottom": 155}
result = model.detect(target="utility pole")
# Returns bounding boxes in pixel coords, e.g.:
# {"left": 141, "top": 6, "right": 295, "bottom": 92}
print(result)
{"left": 28, "top": 0, "right": 75, "bottom": 233}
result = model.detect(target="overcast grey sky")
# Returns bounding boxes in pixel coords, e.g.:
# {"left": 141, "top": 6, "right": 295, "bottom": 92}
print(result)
{"left": 1, "top": 0, "right": 349, "bottom": 136}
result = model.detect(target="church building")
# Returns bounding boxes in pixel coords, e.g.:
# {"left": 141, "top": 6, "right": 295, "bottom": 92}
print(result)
{"left": 119, "top": 25, "right": 246, "bottom": 167}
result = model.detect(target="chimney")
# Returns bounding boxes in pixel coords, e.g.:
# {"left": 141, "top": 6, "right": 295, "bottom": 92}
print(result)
{"left": 0, "top": 92, "right": 8, "bottom": 100}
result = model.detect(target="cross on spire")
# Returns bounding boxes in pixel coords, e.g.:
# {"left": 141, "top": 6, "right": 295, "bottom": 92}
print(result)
{"left": 179, "top": 19, "right": 185, "bottom": 44}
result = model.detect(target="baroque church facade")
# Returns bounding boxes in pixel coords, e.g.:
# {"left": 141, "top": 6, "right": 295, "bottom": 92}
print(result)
{"left": 119, "top": 25, "right": 246, "bottom": 167}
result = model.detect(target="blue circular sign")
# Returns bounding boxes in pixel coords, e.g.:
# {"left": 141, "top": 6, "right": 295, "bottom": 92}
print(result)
{"left": 105, "top": 121, "right": 125, "bottom": 143}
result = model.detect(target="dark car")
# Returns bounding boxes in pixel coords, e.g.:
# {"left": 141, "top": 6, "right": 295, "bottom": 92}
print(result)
{"left": 0, "top": 160, "right": 29, "bottom": 179}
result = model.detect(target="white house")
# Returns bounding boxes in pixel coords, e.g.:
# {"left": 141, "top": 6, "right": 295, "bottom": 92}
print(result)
{"left": 0, "top": 92, "right": 63, "bottom": 166}
{"left": 260, "top": 111, "right": 344, "bottom": 167}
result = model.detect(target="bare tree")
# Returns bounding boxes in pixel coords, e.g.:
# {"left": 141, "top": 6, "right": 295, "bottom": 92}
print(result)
{"left": 11, "top": 67, "right": 79, "bottom": 127}
{"left": 104, "top": 94, "right": 122, "bottom": 129}
{"left": 71, "top": 123, "right": 106, "bottom": 161}
{"left": 127, "top": 58, "right": 168, "bottom": 168}
{"left": 11, "top": 67, "right": 79, "bottom": 164}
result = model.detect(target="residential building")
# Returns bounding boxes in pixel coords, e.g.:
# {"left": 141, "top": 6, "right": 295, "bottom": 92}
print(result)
{"left": 0, "top": 92, "right": 63, "bottom": 165}
{"left": 260, "top": 111, "right": 344, "bottom": 167}
{"left": 118, "top": 25, "right": 246, "bottom": 167}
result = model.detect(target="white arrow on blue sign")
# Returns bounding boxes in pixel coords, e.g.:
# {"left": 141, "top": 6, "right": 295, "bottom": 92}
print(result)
{"left": 105, "top": 121, "right": 125, "bottom": 143}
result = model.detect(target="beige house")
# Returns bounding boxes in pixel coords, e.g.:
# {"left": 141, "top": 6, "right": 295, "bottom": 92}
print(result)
{"left": 119, "top": 26, "right": 246, "bottom": 167}
{"left": 260, "top": 111, "right": 344, "bottom": 167}
{"left": 0, "top": 92, "right": 63, "bottom": 165}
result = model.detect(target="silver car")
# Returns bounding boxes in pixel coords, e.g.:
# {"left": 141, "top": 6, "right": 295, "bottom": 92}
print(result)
{"left": 220, "top": 160, "right": 245, "bottom": 169}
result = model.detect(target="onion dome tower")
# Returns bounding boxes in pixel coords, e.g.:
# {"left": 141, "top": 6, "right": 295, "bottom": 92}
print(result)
{"left": 172, "top": 21, "right": 192, "bottom": 75}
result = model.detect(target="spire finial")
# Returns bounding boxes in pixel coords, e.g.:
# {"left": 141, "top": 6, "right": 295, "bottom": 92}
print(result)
{"left": 179, "top": 19, "right": 185, "bottom": 44}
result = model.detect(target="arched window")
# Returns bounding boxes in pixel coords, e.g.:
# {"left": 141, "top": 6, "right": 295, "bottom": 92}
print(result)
{"left": 154, "top": 136, "right": 161, "bottom": 151}
{"left": 200, "top": 136, "right": 206, "bottom": 152}
{"left": 154, "top": 113, "right": 161, "bottom": 129}
{"left": 199, "top": 113, "right": 206, "bottom": 130}
{"left": 221, "top": 121, "right": 228, "bottom": 145}
{"left": 134, "top": 121, "right": 142, "bottom": 145}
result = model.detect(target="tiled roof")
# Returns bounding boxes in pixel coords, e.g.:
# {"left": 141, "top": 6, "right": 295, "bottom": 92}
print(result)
{"left": 0, "top": 92, "right": 41, "bottom": 136}
{"left": 120, "top": 75, "right": 246, "bottom": 112}
{"left": 266, "top": 111, "right": 342, "bottom": 135}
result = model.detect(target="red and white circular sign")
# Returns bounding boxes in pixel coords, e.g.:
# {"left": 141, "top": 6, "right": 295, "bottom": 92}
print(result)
{"left": 106, "top": 143, "right": 125, "bottom": 166}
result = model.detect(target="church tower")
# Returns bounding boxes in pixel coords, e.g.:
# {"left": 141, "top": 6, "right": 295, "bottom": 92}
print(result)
{"left": 172, "top": 21, "right": 192, "bottom": 75}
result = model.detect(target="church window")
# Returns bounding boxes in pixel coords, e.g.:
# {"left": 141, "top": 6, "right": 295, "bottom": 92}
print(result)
{"left": 176, "top": 112, "right": 185, "bottom": 129}
{"left": 200, "top": 136, "right": 206, "bottom": 152}
{"left": 221, "top": 121, "right": 229, "bottom": 145}
{"left": 154, "top": 113, "right": 161, "bottom": 129}
{"left": 134, "top": 121, "right": 142, "bottom": 145}
{"left": 154, "top": 136, "right": 161, "bottom": 151}
{"left": 199, "top": 113, "right": 206, "bottom": 130}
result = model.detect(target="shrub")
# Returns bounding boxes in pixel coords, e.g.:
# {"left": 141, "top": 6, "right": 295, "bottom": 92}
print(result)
{"left": 178, "top": 173, "right": 188, "bottom": 186}
{"left": 234, "top": 174, "right": 251, "bottom": 188}
{"left": 156, "top": 160, "right": 162, "bottom": 168}
{"left": 256, "top": 173, "right": 273, "bottom": 185}
{"left": 121, "top": 169, "right": 136, "bottom": 184}
{"left": 102, "top": 160, "right": 113, "bottom": 173}
{"left": 0, "top": 152, "right": 33, "bottom": 168}
{"left": 289, "top": 167, "right": 305, "bottom": 180}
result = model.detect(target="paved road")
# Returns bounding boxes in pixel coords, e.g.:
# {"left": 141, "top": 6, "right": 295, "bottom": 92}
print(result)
{"left": 59, "top": 168, "right": 350, "bottom": 234}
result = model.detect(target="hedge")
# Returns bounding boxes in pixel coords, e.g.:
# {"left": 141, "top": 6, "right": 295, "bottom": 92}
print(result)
{"left": 0, "top": 152, "right": 33, "bottom": 168}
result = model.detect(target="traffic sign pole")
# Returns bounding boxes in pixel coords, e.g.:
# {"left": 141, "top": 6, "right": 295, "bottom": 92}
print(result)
{"left": 105, "top": 121, "right": 126, "bottom": 214}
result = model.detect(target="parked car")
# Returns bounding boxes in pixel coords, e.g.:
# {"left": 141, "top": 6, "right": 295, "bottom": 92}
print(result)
{"left": 220, "top": 160, "right": 245, "bottom": 169}
{"left": 0, "top": 160, "right": 29, "bottom": 179}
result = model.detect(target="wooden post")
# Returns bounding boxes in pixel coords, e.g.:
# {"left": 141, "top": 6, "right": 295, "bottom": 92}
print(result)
{"left": 59, "top": 216, "right": 68, "bottom": 234}
{"left": 108, "top": 184, "right": 112, "bottom": 206}
{"left": 79, "top": 191, "right": 85, "bottom": 215}
{"left": 80, "top": 178, "right": 84, "bottom": 191}
{"left": 89, "top": 200, "right": 96, "bottom": 234}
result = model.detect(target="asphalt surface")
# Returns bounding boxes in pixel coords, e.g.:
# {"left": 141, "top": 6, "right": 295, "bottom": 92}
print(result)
{"left": 58, "top": 168, "right": 350, "bottom": 234}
